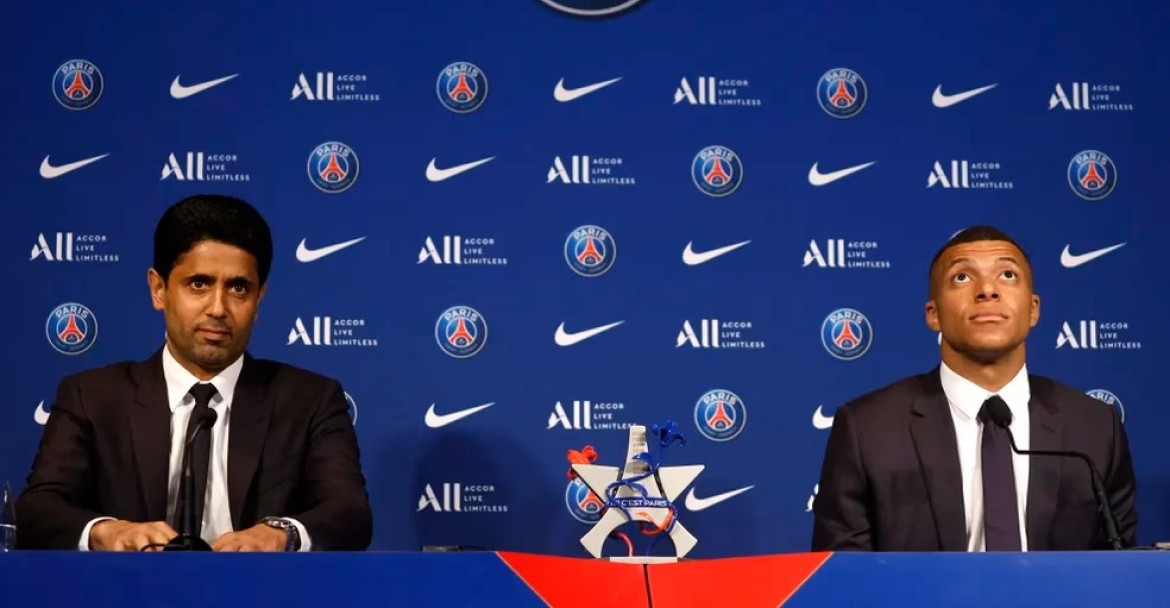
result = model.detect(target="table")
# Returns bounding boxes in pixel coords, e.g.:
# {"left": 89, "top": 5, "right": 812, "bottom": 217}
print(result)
{"left": 0, "top": 550, "right": 1164, "bottom": 607}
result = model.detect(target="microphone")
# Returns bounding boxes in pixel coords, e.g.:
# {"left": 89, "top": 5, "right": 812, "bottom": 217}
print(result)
{"left": 164, "top": 407, "right": 218, "bottom": 552}
{"left": 983, "top": 396, "right": 1124, "bottom": 550}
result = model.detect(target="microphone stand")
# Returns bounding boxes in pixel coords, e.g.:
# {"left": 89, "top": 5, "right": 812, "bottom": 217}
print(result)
{"left": 1001, "top": 429, "right": 1124, "bottom": 550}
{"left": 164, "top": 413, "right": 215, "bottom": 552}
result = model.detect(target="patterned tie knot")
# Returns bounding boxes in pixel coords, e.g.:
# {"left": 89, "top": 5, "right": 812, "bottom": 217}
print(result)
{"left": 189, "top": 383, "right": 218, "bottom": 408}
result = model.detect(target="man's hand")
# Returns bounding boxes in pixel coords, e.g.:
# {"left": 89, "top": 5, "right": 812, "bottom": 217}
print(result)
{"left": 90, "top": 520, "right": 177, "bottom": 551}
{"left": 211, "top": 523, "right": 287, "bottom": 552}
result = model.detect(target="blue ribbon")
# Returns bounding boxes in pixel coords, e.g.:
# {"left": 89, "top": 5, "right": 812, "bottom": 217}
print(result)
{"left": 601, "top": 421, "right": 686, "bottom": 555}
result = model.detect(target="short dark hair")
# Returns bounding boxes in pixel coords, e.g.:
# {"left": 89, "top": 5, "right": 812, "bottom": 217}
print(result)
{"left": 928, "top": 225, "right": 1032, "bottom": 296}
{"left": 153, "top": 194, "right": 273, "bottom": 285}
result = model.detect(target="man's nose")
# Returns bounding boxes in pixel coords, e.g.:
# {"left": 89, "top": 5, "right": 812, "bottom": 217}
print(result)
{"left": 206, "top": 287, "right": 228, "bottom": 317}
{"left": 974, "top": 277, "right": 1000, "bottom": 301}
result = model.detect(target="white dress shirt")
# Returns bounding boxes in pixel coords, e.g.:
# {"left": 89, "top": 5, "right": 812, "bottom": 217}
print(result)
{"left": 79, "top": 345, "right": 311, "bottom": 550}
{"left": 939, "top": 361, "right": 1030, "bottom": 552}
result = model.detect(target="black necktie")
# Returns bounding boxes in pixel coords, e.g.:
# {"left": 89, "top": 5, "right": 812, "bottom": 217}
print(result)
{"left": 978, "top": 395, "right": 1022, "bottom": 551}
{"left": 176, "top": 383, "right": 218, "bottom": 539}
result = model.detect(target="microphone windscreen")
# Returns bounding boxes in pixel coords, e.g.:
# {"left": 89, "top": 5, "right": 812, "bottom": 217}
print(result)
{"left": 985, "top": 395, "right": 1013, "bottom": 427}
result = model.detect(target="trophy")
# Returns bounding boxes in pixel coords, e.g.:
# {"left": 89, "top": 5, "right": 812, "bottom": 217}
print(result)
{"left": 569, "top": 421, "right": 704, "bottom": 560}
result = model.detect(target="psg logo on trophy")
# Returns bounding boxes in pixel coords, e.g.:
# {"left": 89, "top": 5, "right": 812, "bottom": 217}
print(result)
{"left": 569, "top": 422, "right": 704, "bottom": 559}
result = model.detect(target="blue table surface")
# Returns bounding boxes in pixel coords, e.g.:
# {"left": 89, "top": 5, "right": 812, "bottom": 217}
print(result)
{"left": 0, "top": 551, "right": 550, "bottom": 607}
{"left": 1, "top": 550, "right": 1167, "bottom": 607}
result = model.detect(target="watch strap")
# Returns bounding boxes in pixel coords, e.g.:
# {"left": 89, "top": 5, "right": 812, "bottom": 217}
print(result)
{"left": 260, "top": 517, "right": 300, "bottom": 552}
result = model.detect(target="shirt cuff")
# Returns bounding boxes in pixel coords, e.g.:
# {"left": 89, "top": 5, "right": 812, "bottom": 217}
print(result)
{"left": 279, "top": 517, "right": 312, "bottom": 552}
{"left": 78, "top": 517, "right": 116, "bottom": 551}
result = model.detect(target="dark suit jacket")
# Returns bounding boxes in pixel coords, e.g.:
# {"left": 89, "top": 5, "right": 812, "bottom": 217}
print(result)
{"left": 16, "top": 349, "right": 373, "bottom": 550}
{"left": 811, "top": 367, "right": 1137, "bottom": 551}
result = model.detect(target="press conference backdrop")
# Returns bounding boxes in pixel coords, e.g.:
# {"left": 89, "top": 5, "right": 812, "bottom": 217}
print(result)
{"left": 1, "top": 0, "right": 1165, "bottom": 557}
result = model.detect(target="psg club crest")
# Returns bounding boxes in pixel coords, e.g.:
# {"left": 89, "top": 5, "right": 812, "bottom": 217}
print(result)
{"left": 817, "top": 68, "right": 868, "bottom": 119}
{"left": 435, "top": 305, "right": 488, "bottom": 358}
{"left": 1067, "top": 150, "right": 1117, "bottom": 201}
{"left": 1086, "top": 389, "right": 1124, "bottom": 423}
{"left": 564, "top": 473, "right": 606, "bottom": 524}
{"left": 46, "top": 302, "right": 98, "bottom": 355}
{"left": 691, "top": 145, "right": 744, "bottom": 197}
{"left": 537, "top": 0, "right": 647, "bottom": 17}
{"left": 307, "top": 142, "right": 360, "bottom": 194}
{"left": 436, "top": 62, "right": 488, "bottom": 113}
{"left": 569, "top": 423, "right": 704, "bottom": 560}
{"left": 53, "top": 59, "right": 104, "bottom": 111}
{"left": 564, "top": 225, "right": 617, "bottom": 277}
{"left": 344, "top": 392, "right": 358, "bottom": 425}
{"left": 821, "top": 307, "right": 873, "bottom": 361}
{"left": 693, "top": 389, "right": 747, "bottom": 442}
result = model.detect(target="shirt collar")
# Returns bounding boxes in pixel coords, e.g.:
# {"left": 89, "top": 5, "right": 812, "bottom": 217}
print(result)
{"left": 161, "top": 343, "right": 244, "bottom": 412}
{"left": 939, "top": 360, "right": 1030, "bottom": 423}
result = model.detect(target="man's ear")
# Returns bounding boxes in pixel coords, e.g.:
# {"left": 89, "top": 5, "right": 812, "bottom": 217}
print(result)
{"left": 254, "top": 282, "right": 267, "bottom": 322}
{"left": 1030, "top": 293, "right": 1040, "bottom": 328}
{"left": 925, "top": 299, "right": 941, "bottom": 332}
{"left": 147, "top": 268, "right": 166, "bottom": 311}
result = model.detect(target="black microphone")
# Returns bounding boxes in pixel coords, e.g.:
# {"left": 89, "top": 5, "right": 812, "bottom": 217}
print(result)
{"left": 164, "top": 407, "right": 218, "bottom": 552}
{"left": 983, "top": 396, "right": 1124, "bottom": 550}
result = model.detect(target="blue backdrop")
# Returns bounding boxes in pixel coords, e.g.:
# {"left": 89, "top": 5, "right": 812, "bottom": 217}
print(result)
{"left": 2, "top": 0, "right": 1166, "bottom": 557}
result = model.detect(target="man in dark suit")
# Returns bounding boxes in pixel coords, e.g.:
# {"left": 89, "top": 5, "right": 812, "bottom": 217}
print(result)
{"left": 17, "top": 194, "right": 373, "bottom": 551}
{"left": 811, "top": 225, "right": 1136, "bottom": 551}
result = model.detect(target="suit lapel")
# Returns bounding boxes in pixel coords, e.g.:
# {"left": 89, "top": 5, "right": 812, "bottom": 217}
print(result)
{"left": 228, "top": 354, "right": 272, "bottom": 529}
{"left": 909, "top": 369, "right": 968, "bottom": 551}
{"left": 129, "top": 349, "right": 172, "bottom": 522}
{"left": 1025, "top": 376, "right": 1061, "bottom": 551}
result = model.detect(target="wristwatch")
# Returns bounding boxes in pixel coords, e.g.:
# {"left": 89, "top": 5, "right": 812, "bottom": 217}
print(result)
{"left": 260, "top": 517, "right": 301, "bottom": 552}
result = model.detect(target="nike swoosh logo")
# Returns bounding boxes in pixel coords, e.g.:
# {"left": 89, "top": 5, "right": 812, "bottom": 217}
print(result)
{"left": 296, "top": 237, "right": 367, "bottom": 263}
{"left": 684, "top": 485, "right": 755, "bottom": 511}
{"left": 170, "top": 74, "right": 239, "bottom": 99}
{"left": 34, "top": 400, "right": 49, "bottom": 425}
{"left": 812, "top": 405, "right": 834, "bottom": 430}
{"left": 553, "top": 77, "right": 622, "bottom": 102}
{"left": 931, "top": 83, "right": 998, "bottom": 108}
{"left": 808, "top": 161, "right": 875, "bottom": 186}
{"left": 39, "top": 154, "right": 109, "bottom": 179}
{"left": 682, "top": 240, "right": 751, "bottom": 266}
{"left": 1060, "top": 242, "right": 1126, "bottom": 268}
{"left": 424, "top": 402, "right": 495, "bottom": 428}
{"left": 554, "top": 321, "right": 624, "bottom": 346}
{"left": 426, "top": 156, "right": 495, "bottom": 182}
